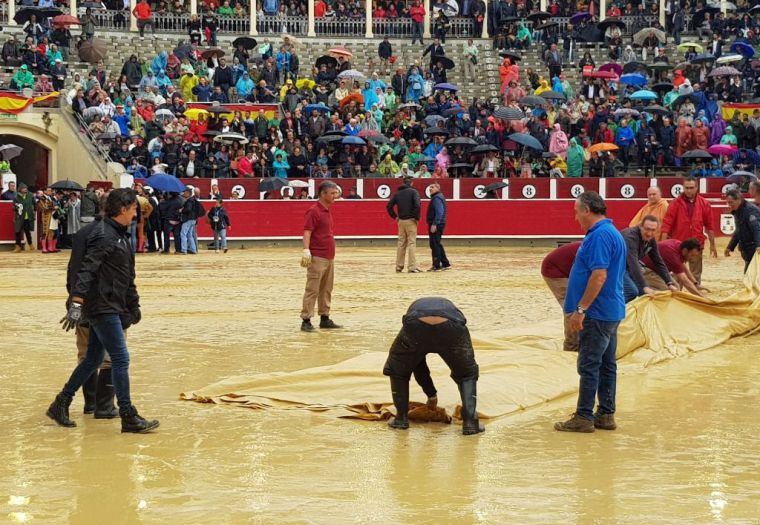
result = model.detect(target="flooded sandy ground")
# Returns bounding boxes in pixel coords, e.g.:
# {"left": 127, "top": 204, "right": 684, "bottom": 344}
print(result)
{"left": 1, "top": 243, "right": 758, "bottom": 524}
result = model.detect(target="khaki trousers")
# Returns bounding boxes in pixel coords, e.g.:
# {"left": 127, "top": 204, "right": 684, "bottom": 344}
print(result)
{"left": 643, "top": 268, "right": 670, "bottom": 291}
{"left": 76, "top": 325, "right": 112, "bottom": 369}
{"left": 301, "top": 256, "right": 334, "bottom": 320}
{"left": 396, "top": 219, "right": 419, "bottom": 271}
{"left": 543, "top": 276, "right": 579, "bottom": 352}
{"left": 690, "top": 255, "right": 703, "bottom": 285}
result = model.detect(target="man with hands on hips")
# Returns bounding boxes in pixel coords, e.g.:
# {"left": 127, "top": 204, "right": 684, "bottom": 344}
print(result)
{"left": 300, "top": 181, "right": 342, "bottom": 332}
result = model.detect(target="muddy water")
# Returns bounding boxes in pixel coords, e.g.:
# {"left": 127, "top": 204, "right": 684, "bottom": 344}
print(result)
{"left": 1, "top": 245, "right": 758, "bottom": 524}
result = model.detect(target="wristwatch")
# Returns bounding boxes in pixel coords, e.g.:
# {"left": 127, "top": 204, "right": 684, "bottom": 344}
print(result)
{"left": 575, "top": 306, "right": 587, "bottom": 315}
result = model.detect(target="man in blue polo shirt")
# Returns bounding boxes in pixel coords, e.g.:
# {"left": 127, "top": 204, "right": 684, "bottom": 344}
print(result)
{"left": 555, "top": 191, "right": 627, "bottom": 433}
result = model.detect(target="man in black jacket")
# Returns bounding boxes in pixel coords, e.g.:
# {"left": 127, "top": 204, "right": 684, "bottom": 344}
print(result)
{"left": 159, "top": 191, "right": 184, "bottom": 253}
{"left": 622, "top": 215, "right": 679, "bottom": 302}
{"left": 391, "top": 68, "right": 408, "bottom": 98}
{"left": 213, "top": 57, "right": 233, "bottom": 97}
{"left": 426, "top": 182, "right": 450, "bottom": 271}
{"left": 422, "top": 38, "right": 445, "bottom": 70}
{"left": 48, "top": 188, "right": 159, "bottom": 433}
{"left": 725, "top": 189, "right": 760, "bottom": 273}
{"left": 378, "top": 36, "right": 393, "bottom": 75}
{"left": 387, "top": 177, "right": 422, "bottom": 273}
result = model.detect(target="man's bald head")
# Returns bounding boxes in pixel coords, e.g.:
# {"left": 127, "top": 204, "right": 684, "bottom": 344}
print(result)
{"left": 647, "top": 186, "right": 662, "bottom": 205}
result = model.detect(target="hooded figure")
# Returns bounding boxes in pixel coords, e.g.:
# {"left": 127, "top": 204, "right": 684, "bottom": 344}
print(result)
{"left": 551, "top": 75, "right": 564, "bottom": 96}
{"left": 710, "top": 112, "right": 727, "bottom": 145}
{"left": 721, "top": 125, "right": 738, "bottom": 145}
{"left": 406, "top": 68, "right": 424, "bottom": 102}
{"left": 151, "top": 51, "right": 168, "bottom": 76}
{"left": 362, "top": 81, "right": 380, "bottom": 111}
{"left": 534, "top": 78, "right": 550, "bottom": 95}
{"left": 235, "top": 72, "right": 254, "bottom": 99}
{"left": 549, "top": 123, "right": 569, "bottom": 158}
{"left": 566, "top": 137, "right": 585, "bottom": 178}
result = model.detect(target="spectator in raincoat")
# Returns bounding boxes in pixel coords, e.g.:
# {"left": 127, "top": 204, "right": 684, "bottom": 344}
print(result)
{"left": 710, "top": 113, "right": 728, "bottom": 145}
{"left": 235, "top": 72, "right": 254, "bottom": 99}
{"left": 151, "top": 51, "right": 168, "bottom": 76}
{"left": 551, "top": 75, "right": 565, "bottom": 97}
{"left": 11, "top": 64, "right": 34, "bottom": 89}
{"left": 155, "top": 70, "right": 173, "bottom": 96}
{"left": 566, "top": 137, "right": 585, "bottom": 177}
{"left": 721, "top": 125, "right": 738, "bottom": 146}
{"left": 180, "top": 71, "right": 199, "bottom": 101}
{"left": 559, "top": 74, "right": 574, "bottom": 100}
{"left": 549, "top": 123, "right": 569, "bottom": 158}
{"left": 406, "top": 68, "right": 424, "bottom": 102}
{"left": 139, "top": 70, "right": 159, "bottom": 93}
{"left": 362, "top": 81, "right": 379, "bottom": 111}
{"left": 534, "top": 78, "right": 550, "bottom": 96}
{"left": 516, "top": 23, "right": 532, "bottom": 48}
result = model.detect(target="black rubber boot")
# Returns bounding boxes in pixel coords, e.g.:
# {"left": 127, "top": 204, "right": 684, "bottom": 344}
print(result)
{"left": 319, "top": 315, "right": 342, "bottom": 329}
{"left": 94, "top": 369, "right": 119, "bottom": 419}
{"left": 82, "top": 371, "right": 97, "bottom": 414}
{"left": 458, "top": 378, "right": 485, "bottom": 436}
{"left": 387, "top": 376, "right": 410, "bottom": 430}
{"left": 46, "top": 393, "right": 77, "bottom": 428}
{"left": 120, "top": 405, "right": 160, "bottom": 433}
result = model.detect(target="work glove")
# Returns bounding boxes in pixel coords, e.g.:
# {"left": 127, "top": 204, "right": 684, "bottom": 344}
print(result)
{"left": 60, "top": 302, "right": 83, "bottom": 332}
{"left": 300, "top": 249, "right": 312, "bottom": 268}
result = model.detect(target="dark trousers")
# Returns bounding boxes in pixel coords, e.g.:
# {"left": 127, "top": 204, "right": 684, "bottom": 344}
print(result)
{"left": 428, "top": 223, "right": 450, "bottom": 269}
{"left": 162, "top": 220, "right": 181, "bottom": 252}
{"left": 576, "top": 317, "right": 619, "bottom": 420}
{"left": 62, "top": 313, "right": 133, "bottom": 412}
{"left": 147, "top": 221, "right": 162, "bottom": 251}
{"left": 383, "top": 318, "right": 479, "bottom": 388}
{"left": 14, "top": 221, "right": 34, "bottom": 246}
{"left": 412, "top": 21, "right": 424, "bottom": 44}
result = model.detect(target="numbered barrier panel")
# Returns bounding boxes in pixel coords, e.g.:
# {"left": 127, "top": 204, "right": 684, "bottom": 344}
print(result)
{"left": 364, "top": 178, "right": 455, "bottom": 200}
{"left": 705, "top": 178, "right": 739, "bottom": 196}
{"left": 606, "top": 178, "right": 652, "bottom": 200}
{"left": 556, "top": 178, "right": 600, "bottom": 199}
{"left": 655, "top": 177, "right": 687, "bottom": 199}
{"left": 459, "top": 178, "right": 505, "bottom": 199}
{"left": 507, "top": 178, "right": 551, "bottom": 200}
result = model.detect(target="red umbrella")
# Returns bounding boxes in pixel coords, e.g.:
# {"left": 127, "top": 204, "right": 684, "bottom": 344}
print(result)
{"left": 598, "top": 63, "right": 623, "bottom": 76}
{"left": 583, "top": 69, "right": 619, "bottom": 80}
{"left": 327, "top": 47, "right": 353, "bottom": 59}
{"left": 52, "top": 14, "right": 81, "bottom": 26}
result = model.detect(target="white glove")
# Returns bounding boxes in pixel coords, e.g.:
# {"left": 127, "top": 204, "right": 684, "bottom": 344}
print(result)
{"left": 300, "top": 249, "right": 312, "bottom": 268}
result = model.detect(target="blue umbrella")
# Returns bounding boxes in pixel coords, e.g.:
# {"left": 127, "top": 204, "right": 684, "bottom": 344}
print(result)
{"left": 508, "top": 132, "right": 544, "bottom": 151}
{"left": 730, "top": 41, "right": 754, "bottom": 58}
{"left": 620, "top": 73, "right": 648, "bottom": 86}
{"left": 630, "top": 89, "right": 658, "bottom": 101}
{"left": 304, "top": 103, "right": 330, "bottom": 113}
{"left": 341, "top": 136, "right": 366, "bottom": 146}
{"left": 145, "top": 173, "right": 186, "bottom": 193}
{"left": 569, "top": 11, "right": 592, "bottom": 24}
{"left": 424, "top": 115, "right": 447, "bottom": 126}
{"left": 434, "top": 82, "right": 459, "bottom": 91}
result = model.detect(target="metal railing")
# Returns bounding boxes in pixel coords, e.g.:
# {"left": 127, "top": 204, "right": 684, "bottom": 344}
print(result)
{"left": 78, "top": 8, "right": 130, "bottom": 31}
{"left": 257, "top": 15, "right": 308, "bottom": 36}
{"left": 72, "top": 107, "right": 115, "bottom": 165}
{"left": 315, "top": 17, "right": 366, "bottom": 37}
{"left": 447, "top": 17, "right": 476, "bottom": 38}
{"left": 372, "top": 17, "right": 413, "bottom": 38}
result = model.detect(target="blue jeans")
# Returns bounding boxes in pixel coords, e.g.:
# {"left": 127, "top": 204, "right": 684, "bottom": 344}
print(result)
{"left": 63, "top": 314, "right": 132, "bottom": 411}
{"left": 623, "top": 272, "right": 642, "bottom": 303}
{"left": 180, "top": 220, "right": 197, "bottom": 254}
{"left": 576, "top": 317, "right": 619, "bottom": 420}
{"left": 213, "top": 228, "right": 227, "bottom": 250}
{"left": 412, "top": 21, "right": 424, "bottom": 44}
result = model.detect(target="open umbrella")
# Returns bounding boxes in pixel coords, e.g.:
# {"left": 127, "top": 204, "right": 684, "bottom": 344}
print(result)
{"left": 14, "top": 7, "right": 62, "bottom": 24}
{"left": 642, "top": 104, "right": 670, "bottom": 115}
{"left": 147, "top": 174, "right": 186, "bottom": 193}
{"left": 323, "top": 130, "right": 348, "bottom": 137}
{"left": 0, "top": 144, "right": 23, "bottom": 161}
{"left": 50, "top": 180, "right": 84, "bottom": 191}
{"left": 424, "top": 115, "right": 447, "bottom": 126}
{"left": 473, "top": 144, "right": 499, "bottom": 154}
{"left": 214, "top": 132, "right": 249, "bottom": 145}
{"left": 588, "top": 142, "right": 618, "bottom": 153}
{"left": 201, "top": 48, "right": 225, "bottom": 60}
{"left": 432, "top": 55, "right": 455, "bottom": 70}
{"left": 304, "top": 103, "right": 330, "bottom": 114}
{"left": 288, "top": 180, "right": 310, "bottom": 188}
{"left": 519, "top": 95, "right": 548, "bottom": 107}
{"left": 82, "top": 106, "right": 104, "bottom": 122}
{"left": 327, "top": 47, "right": 353, "bottom": 59}
{"left": 315, "top": 55, "right": 338, "bottom": 68}
{"left": 341, "top": 136, "right": 366, "bottom": 146}
{"left": 730, "top": 41, "right": 755, "bottom": 58}
{"left": 232, "top": 36, "right": 257, "bottom": 50}
{"left": 648, "top": 62, "right": 672, "bottom": 72}
{"left": 709, "top": 65, "right": 741, "bottom": 77}
{"left": 442, "top": 107, "right": 464, "bottom": 116}
{"left": 259, "top": 177, "right": 287, "bottom": 192}
{"left": 622, "top": 61, "right": 648, "bottom": 74}
{"left": 682, "top": 149, "right": 712, "bottom": 159}
{"left": 715, "top": 54, "right": 743, "bottom": 64}
{"left": 677, "top": 42, "right": 703, "bottom": 53}
{"left": 633, "top": 28, "right": 666, "bottom": 45}
{"left": 155, "top": 108, "right": 175, "bottom": 121}
{"left": 78, "top": 38, "right": 107, "bottom": 63}
{"left": 366, "top": 134, "right": 389, "bottom": 144}
{"left": 672, "top": 93, "right": 699, "bottom": 107}
{"left": 434, "top": 83, "right": 459, "bottom": 91}
{"left": 707, "top": 144, "right": 738, "bottom": 156}
{"left": 397, "top": 102, "right": 421, "bottom": 111}
{"left": 97, "top": 132, "right": 118, "bottom": 141}
{"left": 629, "top": 90, "right": 657, "bottom": 101}
{"left": 620, "top": 73, "right": 648, "bottom": 86}
{"left": 597, "top": 17, "right": 626, "bottom": 31}
{"left": 494, "top": 107, "right": 524, "bottom": 120}
{"left": 540, "top": 90, "right": 566, "bottom": 100}
{"left": 690, "top": 53, "right": 716, "bottom": 64}
{"left": 498, "top": 50, "right": 522, "bottom": 62}
{"left": 569, "top": 12, "right": 592, "bottom": 24}
{"left": 51, "top": 14, "right": 80, "bottom": 26}
{"left": 528, "top": 11, "right": 552, "bottom": 22}
{"left": 445, "top": 137, "right": 478, "bottom": 147}
{"left": 433, "top": 0, "right": 459, "bottom": 16}
{"left": 202, "top": 130, "right": 220, "bottom": 138}
{"left": 206, "top": 104, "right": 229, "bottom": 114}
{"left": 508, "top": 133, "right": 544, "bottom": 151}
{"left": 727, "top": 172, "right": 758, "bottom": 184}
{"left": 484, "top": 181, "right": 508, "bottom": 192}
{"left": 651, "top": 82, "right": 674, "bottom": 92}
{"left": 173, "top": 43, "right": 193, "bottom": 61}
{"left": 613, "top": 108, "right": 640, "bottom": 118}
{"left": 599, "top": 63, "right": 623, "bottom": 76}
{"left": 337, "top": 69, "right": 366, "bottom": 80}
{"left": 536, "top": 21, "right": 559, "bottom": 30}
{"left": 424, "top": 126, "right": 449, "bottom": 136}
{"left": 316, "top": 134, "right": 344, "bottom": 143}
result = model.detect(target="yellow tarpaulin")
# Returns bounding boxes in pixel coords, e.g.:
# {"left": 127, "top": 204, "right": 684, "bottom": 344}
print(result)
{"left": 180, "top": 259, "right": 760, "bottom": 421}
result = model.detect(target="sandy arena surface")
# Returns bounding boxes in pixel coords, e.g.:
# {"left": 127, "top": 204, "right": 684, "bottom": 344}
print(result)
{"left": 1, "top": 243, "right": 758, "bottom": 524}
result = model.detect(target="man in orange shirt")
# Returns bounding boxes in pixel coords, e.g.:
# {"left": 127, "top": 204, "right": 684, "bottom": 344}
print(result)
{"left": 132, "top": 0, "right": 155, "bottom": 39}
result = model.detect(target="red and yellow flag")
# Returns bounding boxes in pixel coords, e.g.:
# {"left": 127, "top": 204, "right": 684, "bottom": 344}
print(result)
{"left": 0, "top": 92, "right": 60, "bottom": 114}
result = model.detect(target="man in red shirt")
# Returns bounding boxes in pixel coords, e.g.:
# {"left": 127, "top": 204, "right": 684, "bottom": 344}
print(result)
{"left": 409, "top": 0, "right": 426, "bottom": 46}
{"left": 540, "top": 241, "right": 581, "bottom": 352}
{"left": 132, "top": 0, "right": 155, "bottom": 39}
{"left": 661, "top": 177, "right": 717, "bottom": 285}
{"left": 300, "top": 181, "right": 341, "bottom": 332}
{"left": 642, "top": 238, "right": 704, "bottom": 297}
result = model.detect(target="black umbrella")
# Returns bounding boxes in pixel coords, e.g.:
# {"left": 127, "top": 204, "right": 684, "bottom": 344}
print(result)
{"left": 519, "top": 95, "right": 547, "bottom": 107}
{"left": 648, "top": 62, "right": 672, "bottom": 71}
{"left": 651, "top": 82, "right": 673, "bottom": 92}
{"left": 432, "top": 55, "right": 455, "bottom": 70}
{"left": 50, "top": 179, "right": 84, "bottom": 191}
{"left": 597, "top": 17, "right": 626, "bottom": 31}
{"left": 498, "top": 50, "right": 522, "bottom": 62}
{"left": 672, "top": 93, "right": 699, "bottom": 107}
{"left": 450, "top": 162, "right": 473, "bottom": 169}
{"left": 622, "top": 61, "right": 648, "bottom": 74}
{"left": 316, "top": 55, "right": 338, "bottom": 68}
{"left": 642, "top": 104, "right": 670, "bottom": 115}
{"left": 446, "top": 137, "right": 478, "bottom": 147}
{"left": 259, "top": 177, "right": 288, "bottom": 192}
{"left": 323, "top": 130, "right": 348, "bottom": 137}
{"left": 526, "top": 11, "right": 551, "bottom": 22}
{"left": 366, "top": 134, "right": 389, "bottom": 144}
{"left": 207, "top": 105, "right": 228, "bottom": 114}
{"left": 14, "top": 7, "right": 62, "bottom": 24}
{"left": 484, "top": 182, "right": 508, "bottom": 192}
{"left": 442, "top": 107, "right": 464, "bottom": 116}
{"left": 540, "top": 90, "right": 566, "bottom": 100}
{"left": 202, "top": 130, "right": 220, "bottom": 137}
{"left": 536, "top": 21, "right": 559, "bottom": 30}
{"left": 316, "top": 134, "right": 344, "bottom": 143}
{"left": 682, "top": 149, "right": 712, "bottom": 159}
{"left": 691, "top": 53, "right": 716, "bottom": 64}
{"left": 472, "top": 144, "right": 499, "bottom": 153}
{"left": 173, "top": 44, "right": 194, "bottom": 61}
{"left": 424, "top": 126, "right": 449, "bottom": 135}
{"left": 494, "top": 107, "right": 524, "bottom": 120}
{"left": 232, "top": 36, "right": 257, "bottom": 50}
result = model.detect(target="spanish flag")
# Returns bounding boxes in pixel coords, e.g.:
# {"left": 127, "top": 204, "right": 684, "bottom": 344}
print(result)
{"left": 0, "top": 92, "right": 60, "bottom": 115}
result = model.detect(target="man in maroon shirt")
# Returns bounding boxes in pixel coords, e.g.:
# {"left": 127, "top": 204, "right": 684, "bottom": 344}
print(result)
{"left": 642, "top": 238, "right": 704, "bottom": 297}
{"left": 300, "top": 181, "right": 341, "bottom": 332}
{"left": 540, "top": 241, "right": 581, "bottom": 352}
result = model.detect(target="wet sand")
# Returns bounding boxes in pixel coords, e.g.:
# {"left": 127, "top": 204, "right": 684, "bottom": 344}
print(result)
{"left": 1, "top": 244, "right": 758, "bottom": 524}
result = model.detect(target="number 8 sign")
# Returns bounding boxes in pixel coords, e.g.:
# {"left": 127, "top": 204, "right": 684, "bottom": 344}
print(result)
{"left": 620, "top": 184, "right": 635, "bottom": 198}
{"left": 522, "top": 185, "right": 536, "bottom": 199}
{"left": 570, "top": 184, "right": 585, "bottom": 198}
